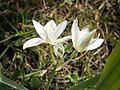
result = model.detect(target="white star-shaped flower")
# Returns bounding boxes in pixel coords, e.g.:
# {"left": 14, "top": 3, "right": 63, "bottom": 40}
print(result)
{"left": 71, "top": 18, "right": 104, "bottom": 52}
{"left": 23, "top": 20, "right": 71, "bottom": 49}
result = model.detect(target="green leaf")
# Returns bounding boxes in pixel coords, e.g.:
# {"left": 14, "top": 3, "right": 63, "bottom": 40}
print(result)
{"left": 0, "top": 83, "right": 13, "bottom": 90}
{"left": 69, "top": 75, "right": 100, "bottom": 90}
{"left": 30, "top": 76, "right": 41, "bottom": 88}
{"left": 0, "top": 74, "right": 28, "bottom": 90}
{"left": 94, "top": 42, "right": 120, "bottom": 90}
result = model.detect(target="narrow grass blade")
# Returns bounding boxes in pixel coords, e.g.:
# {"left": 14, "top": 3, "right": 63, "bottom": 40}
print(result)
{"left": 46, "top": 63, "right": 58, "bottom": 90}
{"left": 18, "top": 69, "right": 47, "bottom": 78}
{"left": 0, "top": 30, "right": 35, "bottom": 44}
{"left": 0, "top": 74, "right": 28, "bottom": 90}
{"left": 3, "top": 15, "right": 18, "bottom": 32}
{"left": 0, "top": 45, "right": 10, "bottom": 59}
{"left": 0, "top": 35, "right": 14, "bottom": 44}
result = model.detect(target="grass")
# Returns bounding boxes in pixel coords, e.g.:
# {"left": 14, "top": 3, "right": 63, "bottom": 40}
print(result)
{"left": 0, "top": 0, "right": 120, "bottom": 90}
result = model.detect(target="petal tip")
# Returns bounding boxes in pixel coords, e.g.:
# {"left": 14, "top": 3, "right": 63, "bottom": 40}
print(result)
{"left": 32, "top": 19, "right": 36, "bottom": 23}
{"left": 73, "top": 18, "right": 78, "bottom": 25}
{"left": 64, "top": 20, "right": 67, "bottom": 23}
{"left": 101, "top": 39, "right": 104, "bottom": 43}
{"left": 62, "top": 20, "right": 67, "bottom": 25}
{"left": 23, "top": 42, "right": 28, "bottom": 50}
{"left": 32, "top": 19, "right": 39, "bottom": 25}
{"left": 75, "top": 18, "right": 78, "bottom": 21}
{"left": 23, "top": 44, "right": 26, "bottom": 50}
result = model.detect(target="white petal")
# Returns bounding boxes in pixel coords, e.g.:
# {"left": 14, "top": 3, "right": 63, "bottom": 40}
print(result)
{"left": 86, "top": 38, "right": 104, "bottom": 50}
{"left": 78, "top": 29, "right": 96, "bottom": 45}
{"left": 79, "top": 25, "right": 89, "bottom": 38}
{"left": 44, "top": 20, "right": 56, "bottom": 32}
{"left": 23, "top": 38, "right": 44, "bottom": 49}
{"left": 44, "top": 20, "right": 57, "bottom": 40}
{"left": 76, "top": 29, "right": 96, "bottom": 52}
{"left": 54, "top": 20, "right": 67, "bottom": 40}
{"left": 55, "top": 35, "right": 71, "bottom": 44}
{"left": 32, "top": 20, "right": 46, "bottom": 40}
{"left": 89, "top": 33, "right": 100, "bottom": 45}
{"left": 71, "top": 18, "right": 80, "bottom": 46}
{"left": 45, "top": 20, "right": 56, "bottom": 28}
{"left": 78, "top": 29, "right": 96, "bottom": 46}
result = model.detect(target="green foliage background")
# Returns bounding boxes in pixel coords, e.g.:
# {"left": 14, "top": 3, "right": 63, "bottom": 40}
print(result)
{"left": 0, "top": 0, "right": 120, "bottom": 90}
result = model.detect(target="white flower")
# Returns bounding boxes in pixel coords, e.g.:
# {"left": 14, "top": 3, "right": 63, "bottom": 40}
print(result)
{"left": 23, "top": 20, "right": 71, "bottom": 49}
{"left": 71, "top": 18, "right": 104, "bottom": 52}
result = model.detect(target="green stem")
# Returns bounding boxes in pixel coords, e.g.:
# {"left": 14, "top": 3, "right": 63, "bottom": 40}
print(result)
{"left": 56, "top": 50, "right": 77, "bottom": 71}
{"left": 46, "top": 62, "right": 58, "bottom": 90}
{"left": 56, "top": 51, "right": 87, "bottom": 71}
